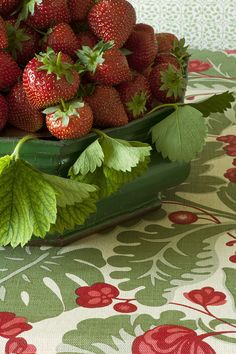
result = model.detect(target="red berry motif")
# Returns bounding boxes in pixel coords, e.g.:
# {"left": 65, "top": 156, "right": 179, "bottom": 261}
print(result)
{"left": 168, "top": 211, "right": 198, "bottom": 224}
{"left": 113, "top": 302, "right": 137, "bottom": 313}
{"left": 217, "top": 135, "right": 236, "bottom": 144}
{"left": 229, "top": 254, "right": 236, "bottom": 263}
{"left": 233, "top": 158, "right": 236, "bottom": 166}
{"left": 224, "top": 168, "right": 236, "bottom": 183}
{"left": 226, "top": 240, "right": 236, "bottom": 247}
{"left": 5, "top": 337, "right": 37, "bottom": 354}
{"left": 188, "top": 60, "right": 213, "bottom": 73}
{"left": 75, "top": 283, "right": 119, "bottom": 308}
{"left": 223, "top": 145, "right": 236, "bottom": 157}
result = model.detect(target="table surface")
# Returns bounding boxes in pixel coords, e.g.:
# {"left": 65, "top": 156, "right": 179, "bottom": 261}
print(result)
{"left": 0, "top": 49, "right": 236, "bottom": 354}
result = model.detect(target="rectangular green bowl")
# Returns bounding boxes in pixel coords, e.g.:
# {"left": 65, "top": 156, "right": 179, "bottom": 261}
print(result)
{"left": 0, "top": 107, "right": 190, "bottom": 246}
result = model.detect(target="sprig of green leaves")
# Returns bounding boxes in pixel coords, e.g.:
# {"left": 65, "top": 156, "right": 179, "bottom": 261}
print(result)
{"left": 69, "top": 131, "right": 152, "bottom": 199}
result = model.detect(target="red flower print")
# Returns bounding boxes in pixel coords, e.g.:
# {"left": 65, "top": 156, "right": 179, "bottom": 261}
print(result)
{"left": 5, "top": 337, "right": 36, "bottom": 354}
{"left": 168, "top": 211, "right": 198, "bottom": 224}
{"left": 0, "top": 313, "right": 32, "bottom": 339}
{"left": 217, "top": 135, "right": 236, "bottom": 144}
{"left": 184, "top": 287, "right": 226, "bottom": 308}
{"left": 223, "top": 145, "right": 236, "bottom": 157}
{"left": 75, "top": 283, "right": 119, "bottom": 308}
{"left": 132, "top": 325, "right": 216, "bottom": 354}
{"left": 224, "top": 168, "right": 236, "bottom": 183}
{"left": 188, "top": 60, "right": 213, "bottom": 73}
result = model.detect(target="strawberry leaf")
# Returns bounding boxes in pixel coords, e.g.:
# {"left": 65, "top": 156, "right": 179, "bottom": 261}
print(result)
{"left": 189, "top": 91, "right": 235, "bottom": 117}
{"left": 0, "top": 158, "right": 57, "bottom": 247}
{"left": 151, "top": 105, "right": 208, "bottom": 162}
{"left": 70, "top": 134, "right": 152, "bottom": 199}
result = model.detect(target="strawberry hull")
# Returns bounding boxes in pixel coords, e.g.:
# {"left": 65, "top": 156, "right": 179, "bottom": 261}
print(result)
{"left": 0, "top": 106, "right": 190, "bottom": 246}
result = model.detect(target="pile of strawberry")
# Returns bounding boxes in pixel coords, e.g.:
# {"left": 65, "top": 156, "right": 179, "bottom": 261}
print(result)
{"left": 0, "top": 0, "right": 189, "bottom": 140}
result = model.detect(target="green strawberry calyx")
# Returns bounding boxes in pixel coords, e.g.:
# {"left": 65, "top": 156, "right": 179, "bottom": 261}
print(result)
{"left": 43, "top": 100, "right": 85, "bottom": 127}
{"left": 37, "top": 47, "right": 74, "bottom": 84}
{"left": 126, "top": 92, "right": 148, "bottom": 118}
{"left": 17, "top": 0, "right": 43, "bottom": 23}
{"left": 6, "top": 22, "right": 31, "bottom": 60}
{"left": 160, "top": 64, "right": 187, "bottom": 99}
{"left": 172, "top": 38, "right": 191, "bottom": 67}
{"left": 76, "top": 40, "right": 114, "bottom": 74}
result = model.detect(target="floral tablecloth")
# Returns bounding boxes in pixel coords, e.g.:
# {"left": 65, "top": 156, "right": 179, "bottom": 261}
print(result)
{"left": 0, "top": 49, "right": 236, "bottom": 354}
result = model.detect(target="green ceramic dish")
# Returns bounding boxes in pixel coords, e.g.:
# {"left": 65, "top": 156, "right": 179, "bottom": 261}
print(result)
{"left": 0, "top": 107, "right": 190, "bottom": 246}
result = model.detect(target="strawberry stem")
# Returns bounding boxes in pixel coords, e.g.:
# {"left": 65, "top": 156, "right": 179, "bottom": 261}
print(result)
{"left": 92, "top": 128, "right": 107, "bottom": 138}
{"left": 148, "top": 103, "right": 180, "bottom": 115}
{"left": 60, "top": 99, "right": 67, "bottom": 112}
{"left": 12, "top": 135, "right": 36, "bottom": 160}
{"left": 56, "top": 52, "right": 62, "bottom": 67}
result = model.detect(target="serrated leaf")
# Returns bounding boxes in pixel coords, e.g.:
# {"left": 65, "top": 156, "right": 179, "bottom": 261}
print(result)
{"left": 0, "top": 159, "right": 57, "bottom": 247}
{"left": 50, "top": 196, "right": 97, "bottom": 234}
{"left": 0, "top": 155, "right": 11, "bottom": 174}
{"left": 100, "top": 136, "right": 152, "bottom": 172}
{"left": 190, "top": 92, "right": 235, "bottom": 117}
{"left": 71, "top": 139, "right": 104, "bottom": 176}
{"left": 43, "top": 173, "right": 97, "bottom": 207}
{"left": 151, "top": 105, "right": 208, "bottom": 162}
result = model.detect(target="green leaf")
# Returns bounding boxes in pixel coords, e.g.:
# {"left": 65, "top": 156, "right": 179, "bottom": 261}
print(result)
{"left": 108, "top": 223, "right": 236, "bottom": 307}
{"left": 70, "top": 135, "right": 152, "bottom": 199}
{"left": 50, "top": 196, "right": 97, "bottom": 234}
{"left": 190, "top": 92, "right": 235, "bottom": 117}
{"left": 100, "top": 137, "right": 152, "bottom": 172}
{"left": 151, "top": 105, "right": 208, "bottom": 162}
{"left": 0, "top": 246, "right": 106, "bottom": 322}
{"left": 70, "top": 139, "right": 104, "bottom": 176}
{"left": 0, "top": 159, "right": 57, "bottom": 247}
{"left": 218, "top": 183, "right": 236, "bottom": 213}
{"left": 43, "top": 173, "right": 97, "bottom": 207}
{"left": 0, "top": 155, "right": 11, "bottom": 174}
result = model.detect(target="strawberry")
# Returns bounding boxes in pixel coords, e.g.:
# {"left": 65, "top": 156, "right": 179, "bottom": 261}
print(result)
{"left": 7, "top": 82, "right": 44, "bottom": 132}
{"left": 88, "top": 0, "right": 136, "bottom": 49}
{"left": 149, "top": 63, "right": 186, "bottom": 103}
{"left": 155, "top": 32, "right": 178, "bottom": 53}
{"left": 19, "top": 0, "right": 71, "bottom": 31}
{"left": 0, "top": 16, "right": 7, "bottom": 49}
{"left": 44, "top": 100, "right": 93, "bottom": 140}
{"left": 85, "top": 86, "right": 128, "bottom": 128}
{"left": 77, "top": 41, "right": 131, "bottom": 86}
{"left": 6, "top": 21, "right": 40, "bottom": 65}
{"left": 44, "top": 23, "right": 79, "bottom": 60}
{"left": 23, "top": 48, "right": 80, "bottom": 109}
{"left": 0, "top": 94, "right": 8, "bottom": 131}
{"left": 0, "top": 52, "right": 21, "bottom": 90}
{"left": 69, "top": 0, "right": 94, "bottom": 22}
{"left": 76, "top": 31, "right": 97, "bottom": 50}
{"left": 125, "top": 23, "right": 158, "bottom": 72}
{"left": 117, "top": 73, "right": 151, "bottom": 120}
{"left": 0, "top": 0, "right": 21, "bottom": 18}
{"left": 154, "top": 53, "right": 181, "bottom": 69}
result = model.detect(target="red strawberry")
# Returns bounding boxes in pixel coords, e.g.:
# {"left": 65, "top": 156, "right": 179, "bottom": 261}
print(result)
{"left": 117, "top": 73, "right": 151, "bottom": 120}
{"left": 0, "top": 16, "right": 7, "bottom": 49}
{"left": 0, "top": 0, "right": 20, "bottom": 17}
{"left": 23, "top": 48, "right": 80, "bottom": 109}
{"left": 0, "top": 52, "right": 21, "bottom": 90}
{"left": 149, "top": 63, "right": 186, "bottom": 103}
{"left": 7, "top": 82, "right": 44, "bottom": 132}
{"left": 69, "top": 0, "right": 94, "bottom": 21}
{"left": 154, "top": 53, "right": 181, "bottom": 69}
{"left": 88, "top": 0, "right": 136, "bottom": 49}
{"left": 155, "top": 32, "right": 178, "bottom": 53}
{"left": 77, "top": 41, "right": 131, "bottom": 86}
{"left": 19, "top": 0, "right": 71, "bottom": 31}
{"left": 85, "top": 86, "right": 128, "bottom": 128}
{"left": 44, "top": 23, "right": 79, "bottom": 60}
{"left": 45, "top": 100, "right": 93, "bottom": 140}
{"left": 6, "top": 21, "right": 40, "bottom": 65}
{"left": 125, "top": 23, "right": 158, "bottom": 72}
{"left": 0, "top": 94, "right": 8, "bottom": 131}
{"left": 76, "top": 31, "right": 97, "bottom": 50}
